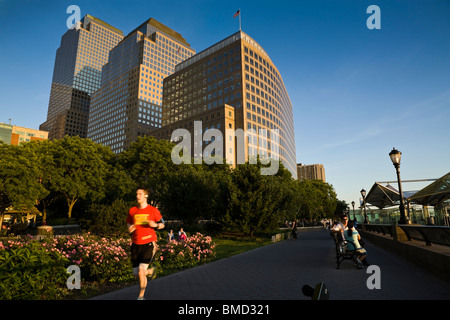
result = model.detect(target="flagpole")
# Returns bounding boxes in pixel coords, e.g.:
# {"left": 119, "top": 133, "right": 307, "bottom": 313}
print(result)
{"left": 239, "top": 9, "right": 241, "bottom": 31}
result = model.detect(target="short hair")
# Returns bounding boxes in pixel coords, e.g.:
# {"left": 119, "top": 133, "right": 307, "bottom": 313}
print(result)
{"left": 136, "top": 186, "right": 150, "bottom": 195}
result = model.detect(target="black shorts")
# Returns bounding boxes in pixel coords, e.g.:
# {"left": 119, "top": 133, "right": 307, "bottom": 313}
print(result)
{"left": 131, "top": 242, "right": 155, "bottom": 268}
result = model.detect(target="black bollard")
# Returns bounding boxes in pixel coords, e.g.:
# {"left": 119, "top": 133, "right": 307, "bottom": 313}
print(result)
{"left": 302, "top": 282, "right": 329, "bottom": 300}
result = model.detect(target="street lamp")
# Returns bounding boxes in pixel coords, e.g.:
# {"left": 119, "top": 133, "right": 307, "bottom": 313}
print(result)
{"left": 351, "top": 201, "right": 355, "bottom": 221}
{"left": 360, "top": 189, "right": 368, "bottom": 224}
{"left": 389, "top": 147, "right": 410, "bottom": 224}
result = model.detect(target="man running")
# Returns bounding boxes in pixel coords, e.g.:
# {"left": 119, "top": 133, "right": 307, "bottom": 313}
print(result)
{"left": 127, "top": 186, "right": 165, "bottom": 300}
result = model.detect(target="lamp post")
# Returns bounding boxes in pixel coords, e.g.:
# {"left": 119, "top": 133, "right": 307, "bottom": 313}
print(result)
{"left": 389, "top": 147, "right": 410, "bottom": 224}
{"left": 360, "top": 189, "right": 368, "bottom": 224}
{"left": 351, "top": 201, "right": 355, "bottom": 221}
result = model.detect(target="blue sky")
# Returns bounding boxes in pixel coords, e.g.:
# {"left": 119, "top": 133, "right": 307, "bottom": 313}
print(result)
{"left": 0, "top": 0, "right": 449, "bottom": 207}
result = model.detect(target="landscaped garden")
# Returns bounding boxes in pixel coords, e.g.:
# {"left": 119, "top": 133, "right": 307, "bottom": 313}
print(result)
{"left": 0, "top": 230, "right": 272, "bottom": 300}
{"left": 0, "top": 135, "right": 340, "bottom": 299}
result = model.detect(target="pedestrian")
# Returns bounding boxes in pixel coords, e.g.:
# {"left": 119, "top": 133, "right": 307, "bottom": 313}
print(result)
{"left": 345, "top": 220, "right": 369, "bottom": 266}
{"left": 292, "top": 219, "right": 298, "bottom": 240}
{"left": 331, "top": 214, "right": 348, "bottom": 242}
{"left": 167, "top": 229, "right": 175, "bottom": 242}
{"left": 178, "top": 227, "right": 187, "bottom": 241}
{"left": 126, "top": 186, "right": 165, "bottom": 300}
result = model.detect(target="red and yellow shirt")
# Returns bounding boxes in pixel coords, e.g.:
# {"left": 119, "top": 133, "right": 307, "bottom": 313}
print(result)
{"left": 126, "top": 205, "right": 162, "bottom": 244}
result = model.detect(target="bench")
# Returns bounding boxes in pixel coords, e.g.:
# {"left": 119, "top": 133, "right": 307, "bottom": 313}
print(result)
{"left": 331, "top": 232, "right": 364, "bottom": 269}
{"left": 336, "top": 240, "right": 365, "bottom": 269}
{"left": 330, "top": 231, "right": 343, "bottom": 264}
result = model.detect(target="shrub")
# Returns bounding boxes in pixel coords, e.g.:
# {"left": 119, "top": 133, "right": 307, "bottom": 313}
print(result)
{"left": 185, "top": 232, "right": 216, "bottom": 262}
{"left": 0, "top": 239, "right": 69, "bottom": 300}
{"left": 0, "top": 231, "right": 216, "bottom": 299}
{"left": 43, "top": 233, "right": 134, "bottom": 284}
{"left": 159, "top": 233, "right": 216, "bottom": 271}
{"left": 158, "top": 240, "right": 195, "bottom": 270}
{"left": 84, "top": 199, "right": 135, "bottom": 237}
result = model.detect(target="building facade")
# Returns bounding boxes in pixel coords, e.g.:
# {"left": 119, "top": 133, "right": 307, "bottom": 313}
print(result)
{"left": 297, "top": 163, "right": 326, "bottom": 182}
{"left": 0, "top": 122, "right": 48, "bottom": 145}
{"left": 40, "top": 15, "right": 124, "bottom": 140}
{"left": 152, "top": 31, "right": 297, "bottom": 177}
{"left": 87, "top": 18, "right": 195, "bottom": 153}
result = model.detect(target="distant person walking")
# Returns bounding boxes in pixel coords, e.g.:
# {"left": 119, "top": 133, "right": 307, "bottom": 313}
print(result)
{"left": 292, "top": 219, "right": 298, "bottom": 240}
{"left": 126, "top": 186, "right": 165, "bottom": 300}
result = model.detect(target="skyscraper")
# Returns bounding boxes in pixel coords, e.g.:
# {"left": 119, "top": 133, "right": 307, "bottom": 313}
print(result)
{"left": 152, "top": 31, "right": 297, "bottom": 177}
{"left": 297, "top": 163, "right": 326, "bottom": 182}
{"left": 40, "top": 15, "right": 124, "bottom": 140}
{"left": 87, "top": 18, "right": 195, "bottom": 153}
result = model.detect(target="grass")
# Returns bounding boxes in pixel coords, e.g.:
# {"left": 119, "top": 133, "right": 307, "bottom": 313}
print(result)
{"left": 213, "top": 236, "right": 272, "bottom": 261}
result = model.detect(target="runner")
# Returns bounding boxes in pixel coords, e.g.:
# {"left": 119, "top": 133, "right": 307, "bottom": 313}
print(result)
{"left": 126, "top": 186, "right": 165, "bottom": 300}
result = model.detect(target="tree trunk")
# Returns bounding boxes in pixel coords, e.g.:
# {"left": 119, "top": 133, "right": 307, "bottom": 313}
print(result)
{"left": 0, "top": 212, "right": 4, "bottom": 231}
{"left": 67, "top": 198, "right": 77, "bottom": 221}
{"left": 42, "top": 203, "right": 47, "bottom": 224}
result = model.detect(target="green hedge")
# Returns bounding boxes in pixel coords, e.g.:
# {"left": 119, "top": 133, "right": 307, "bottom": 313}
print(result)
{"left": 0, "top": 241, "right": 69, "bottom": 299}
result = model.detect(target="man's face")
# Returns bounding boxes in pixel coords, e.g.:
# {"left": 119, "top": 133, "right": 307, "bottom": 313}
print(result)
{"left": 136, "top": 189, "right": 147, "bottom": 204}
{"left": 341, "top": 217, "right": 348, "bottom": 226}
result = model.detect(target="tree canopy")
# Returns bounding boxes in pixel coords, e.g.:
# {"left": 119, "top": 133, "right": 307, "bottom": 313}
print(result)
{"left": 0, "top": 136, "right": 340, "bottom": 235}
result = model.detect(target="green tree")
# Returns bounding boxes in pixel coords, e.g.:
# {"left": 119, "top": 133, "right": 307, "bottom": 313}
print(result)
{"left": 294, "top": 180, "right": 337, "bottom": 221}
{"left": 22, "top": 140, "right": 56, "bottom": 223}
{"left": 313, "top": 180, "right": 337, "bottom": 219}
{"left": 221, "top": 161, "right": 290, "bottom": 237}
{"left": 0, "top": 142, "right": 48, "bottom": 226}
{"left": 48, "top": 136, "right": 113, "bottom": 220}
{"left": 204, "top": 162, "right": 233, "bottom": 224}
{"left": 276, "top": 178, "right": 303, "bottom": 221}
{"left": 334, "top": 199, "right": 349, "bottom": 219}
{"left": 117, "top": 136, "right": 177, "bottom": 205}
{"left": 102, "top": 161, "right": 137, "bottom": 205}
{"left": 84, "top": 198, "right": 135, "bottom": 236}
{"left": 159, "top": 165, "right": 217, "bottom": 225}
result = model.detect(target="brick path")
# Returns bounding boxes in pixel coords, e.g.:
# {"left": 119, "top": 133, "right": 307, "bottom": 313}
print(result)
{"left": 91, "top": 229, "right": 450, "bottom": 300}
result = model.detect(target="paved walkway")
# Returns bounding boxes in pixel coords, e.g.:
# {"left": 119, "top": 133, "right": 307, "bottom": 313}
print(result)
{"left": 91, "top": 229, "right": 450, "bottom": 300}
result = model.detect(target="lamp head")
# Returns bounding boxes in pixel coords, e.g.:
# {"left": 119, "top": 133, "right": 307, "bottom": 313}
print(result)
{"left": 360, "top": 189, "right": 366, "bottom": 198}
{"left": 389, "top": 147, "right": 402, "bottom": 166}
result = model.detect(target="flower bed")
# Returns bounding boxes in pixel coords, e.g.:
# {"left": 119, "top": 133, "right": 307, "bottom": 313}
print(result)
{"left": 0, "top": 232, "right": 216, "bottom": 299}
{"left": 158, "top": 233, "right": 216, "bottom": 271}
{"left": 42, "top": 233, "right": 134, "bottom": 284}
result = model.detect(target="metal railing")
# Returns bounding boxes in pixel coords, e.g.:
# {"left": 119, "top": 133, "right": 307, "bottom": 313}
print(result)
{"left": 361, "top": 224, "right": 396, "bottom": 237}
{"left": 362, "top": 224, "right": 450, "bottom": 247}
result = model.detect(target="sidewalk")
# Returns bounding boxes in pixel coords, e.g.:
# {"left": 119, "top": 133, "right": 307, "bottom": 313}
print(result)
{"left": 91, "top": 229, "right": 450, "bottom": 300}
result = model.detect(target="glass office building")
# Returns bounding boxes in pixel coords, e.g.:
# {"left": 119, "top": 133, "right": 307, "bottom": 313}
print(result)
{"left": 40, "top": 15, "right": 124, "bottom": 139}
{"left": 87, "top": 18, "right": 195, "bottom": 153}
{"left": 152, "top": 31, "right": 297, "bottom": 177}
